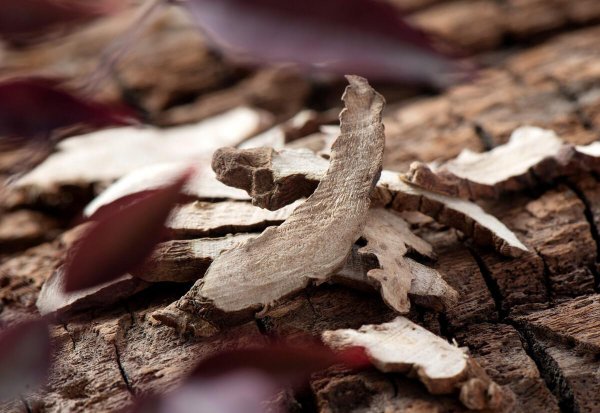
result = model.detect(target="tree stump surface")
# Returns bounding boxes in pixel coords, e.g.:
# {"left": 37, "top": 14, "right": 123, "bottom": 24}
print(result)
{"left": 3, "top": 3, "right": 600, "bottom": 413}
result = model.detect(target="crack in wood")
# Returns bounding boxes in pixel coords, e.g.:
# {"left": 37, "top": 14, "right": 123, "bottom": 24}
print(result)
{"left": 473, "top": 122, "right": 496, "bottom": 151}
{"left": 564, "top": 179, "right": 600, "bottom": 292}
{"left": 467, "top": 247, "right": 506, "bottom": 319}
{"left": 113, "top": 342, "right": 134, "bottom": 396}
{"left": 511, "top": 324, "right": 577, "bottom": 413}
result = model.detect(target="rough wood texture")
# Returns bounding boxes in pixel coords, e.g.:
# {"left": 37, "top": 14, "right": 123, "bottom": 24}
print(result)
{"left": 153, "top": 76, "right": 385, "bottom": 334}
{"left": 5, "top": 10, "right": 600, "bottom": 413}
{"left": 213, "top": 147, "right": 528, "bottom": 256}
{"left": 516, "top": 294, "right": 600, "bottom": 353}
{"left": 406, "top": 126, "right": 600, "bottom": 199}
{"left": 455, "top": 324, "right": 560, "bottom": 413}
{"left": 322, "top": 317, "right": 514, "bottom": 411}
{"left": 0, "top": 210, "right": 60, "bottom": 252}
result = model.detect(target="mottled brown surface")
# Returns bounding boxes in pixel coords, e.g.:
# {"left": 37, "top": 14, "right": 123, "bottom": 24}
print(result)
{"left": 3, "top": 4, "right": 600, "bottom": 412}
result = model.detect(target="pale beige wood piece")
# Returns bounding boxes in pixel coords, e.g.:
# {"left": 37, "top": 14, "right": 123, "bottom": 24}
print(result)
{"left": 405, "top": 126, "right": 600, "bottom": 199}
{"left": 137, "top": 233, "right": 257, "bottom": 283}
{"left": 354, "top": 208, "right": 454, "bottom": 313}
{"left": 167, "top": 200, "right": 301, "bottom": 238}
{"left": 13, "top": 107, "right": 270, "bottom": 193}
{"left": 150, "top": 206, "right": 455, "bottom": 312}
{"left": 36, "top": 268, "right": 148, "bottom": 317}
{"left": 84, "top": 162, "right": 249, "bottom": 217}
{"left": 322, "top": 317, "right": 515, "bottom": 411}
{"left": 153, "top": 76, "right": 385, "bottom": 334}
{"left": 212, "top": 147, "right": 528, "bottom": 256}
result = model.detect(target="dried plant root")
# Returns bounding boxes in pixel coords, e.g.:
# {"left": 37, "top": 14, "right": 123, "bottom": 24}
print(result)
{"left": 153, "top": 76, "right": 385, "bottom": 334}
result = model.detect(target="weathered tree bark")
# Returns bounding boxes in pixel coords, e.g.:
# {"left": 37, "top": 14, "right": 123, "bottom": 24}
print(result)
{"left": 4, "top": 6, "right": 600, "bottom": 413}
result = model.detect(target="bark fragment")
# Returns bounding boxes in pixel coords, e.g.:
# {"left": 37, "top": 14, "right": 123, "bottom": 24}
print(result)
{"left": 335, "top": 208, "right": 456, "bottom": 313}
{"left": 322, "top": 317, "right": 514, "bottom": 411}
{"left": 405, "top": 126, "right": 600, "bottom": 199}
{"left": 84, "top": 162, "right": 249, "bottom": 217}
{"left": 12, "top": 107, "right": 270, "bottom": 203}
{"left": 166, "top": 200, "right": 300, "bottom": 238}
{"left": 213, "top": 147, "right": 528, "bottom": 256}
{"left": 153, "top": 76, "right": 385, "bottom": 334}
{"left": 36, "top": 267, "right": 148, "bottom": 317}
{"left": 136, "top": 234, "right": 257, "bottom": 283}
{"left": 146, "top": 210, "right": 455, "bottom": 313}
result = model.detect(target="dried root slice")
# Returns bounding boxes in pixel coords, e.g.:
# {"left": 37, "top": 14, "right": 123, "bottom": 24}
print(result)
{"left": 153, "top": 76, "right": 385, "bottom": 334}
{"left": 142, "top": 218, "right": 455, "bottom": 312}
{"left": 213, "top": 148, "right": 528, "bottom": 257}
{"left": 135, "top": 234, "right": 257, "bottom": 283}
{"left": 13, "top": 107, "right": 270, "bottom": 200}
{"left": 405, "top": 126, "right": 600, "bottom": 199}
{"left": 36, "top": 267, "right": 148, "bottom": 318}
{"left": 335, "top": 240, "right": 457, "bottom": 312}
{"left": 343, "top": 208, "right": 456, "bottom": 313}
{"left": 167, "top": 200, "right": 301, "bottom": 238}
{"left": 322, "top": 317, "right": 515, "bottom": 411}
{"left": 84, "top": 162, "right": 249, "bottom": 217}
{"left": 380, "top": 172, "right": 528, "bottom": 257}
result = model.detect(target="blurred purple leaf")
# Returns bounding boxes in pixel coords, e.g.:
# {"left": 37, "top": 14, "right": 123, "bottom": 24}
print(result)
{"left": 131, "top": 371, "right": 280, "bottom": 413}
{"left": 0, "top": 319, "right": 52, "bottom": 401}
{"left": 0, "top": 77, "right": 137, "bottom": 146}
{"left": 63, "top": 170, "right": 191, "bottom": 293}
{"left": 0, "top": 0, "right": 121, "bottom": 43}
{"left": 130, "top": 343, "right": 370, "bottom": 413}
{"left": 182, "top": 0, "right": 468, "bottom": 87}
{"left": 190, "top": 343, "right": 371, "bottom": 387}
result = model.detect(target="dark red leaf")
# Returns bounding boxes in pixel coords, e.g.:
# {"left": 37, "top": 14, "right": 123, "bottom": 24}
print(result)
{"left": 190, "top": 343, "right": 370, "bottom": 386}
{"left": 129, "top": 371, "right": 280, "bottom": 413}
{"left": 183, "top": 0, "right": 469, "bottom": 87}
{"left": 129, "top": 343, "right": 369, "bottom": 413}
{"left": 0, "top": 319, "right": 52, "bottom": 401}
{"left": 63, "top": 170, "right": 191, "bottom": 293}
{"left": 0, "top": 0, "right": 120, "bottom": 43}
{"left": 0, "top": 77, "right": 137, "bottom": 145}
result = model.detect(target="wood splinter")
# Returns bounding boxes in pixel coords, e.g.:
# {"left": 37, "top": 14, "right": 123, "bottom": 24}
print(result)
{"left": 152, "top": 76, "right": 386, "bottom": 335}
{"left": 322, "top": 317, "right": 516, "bottom": 411}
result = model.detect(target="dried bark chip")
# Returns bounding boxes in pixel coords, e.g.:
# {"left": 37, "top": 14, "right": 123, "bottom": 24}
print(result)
{"left": 135, "top": 234, "right": 258, "bottom": 283}
{"left": 84, "top": 162, "right": 250, "bottom": 217}
{"left": 213, "top": 147, "right": 528, "bottom": 256}
{"left": 147, "top": 207, "right": 455, "bottom": 312}
{"left": 36, "top": 267, "right": 148, "bottom": 317}
{"left": 353, "top": 208, "right": 454, "bottom": 313}
{"left": 212, "top": 147, "right": 329, "bottom": 210}
{"left": 238, "top": 109, "right": 338, "bottom": 150}
{"left": 405, "top": 126, "right": 600, "bottom": 199}
{"left": 153, "top": 76, "right": 385, "bottom": 334}
{"left": 322, "top": 317, "right": 515, "bottom": 411}
{"left": 380, "top": 171, "right": 528, "bottom": 257}
{"left": 166, "top": 200, "right": 301, "bottom": 238}
{"left": 13, "top": 107, "right": 270, "bottom": 201}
